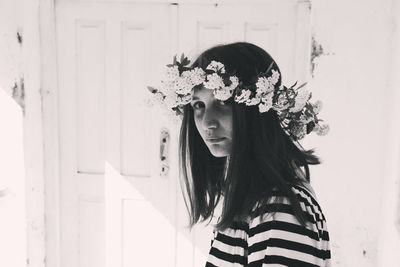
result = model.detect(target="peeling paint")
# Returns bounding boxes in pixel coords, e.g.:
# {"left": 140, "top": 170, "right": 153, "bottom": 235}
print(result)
{"left": 310, "top": 35, "right": 325, "bottom": 77}
{"left": 17, "top": 30, "right": 22, "bottom": 45}
{"left": 305, "top": 0, "right": 312, "bottom": 11}
{"left": 11, "top": 76, "right": 25, "bottom": 114}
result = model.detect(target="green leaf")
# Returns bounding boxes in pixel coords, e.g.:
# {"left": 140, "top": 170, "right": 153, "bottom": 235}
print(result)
{"left": 308, "top": 92, "right": 312, "bottom": 101}
{"left": 296, "top": 82, "right": 307, "bottom": 90}
{"left": 290, "top": 81, "right": 298, "bottom": 88}
{"left": 306, "top": 121, "right": 315, "bottom": 134}
{"left": 265, "top": 61, "right": 275, "bottom": 74}
{"left": 181, "top": 54, "right": 191, "bottom": 66}
{"left": 147, "top": 86, "right": 157, "bottom": 93}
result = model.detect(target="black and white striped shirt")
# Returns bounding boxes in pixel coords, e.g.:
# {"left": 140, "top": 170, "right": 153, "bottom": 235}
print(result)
{"left": 206, "top": 185, "right": 331, "bottom": 266}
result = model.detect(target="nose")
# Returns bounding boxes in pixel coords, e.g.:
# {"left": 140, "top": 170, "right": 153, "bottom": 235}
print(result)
{"left": 201, "top": 106, "right": 218, "bottom": 131}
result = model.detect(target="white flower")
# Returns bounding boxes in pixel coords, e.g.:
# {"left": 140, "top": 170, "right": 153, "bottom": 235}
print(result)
{"left": 312, "top": 100, "right": 323, "bottom": 114}
{"left": 144, "top": 91, "right": 164, "bottom": 107}
{"left": 245, "top": 96, "right": 261, "bottom": 106}
{"left": 213, "top": 88, "right": 233, "bottom": 101}
{"left": 206, "top": 60, "right": 225, "bottom": 73}
{"left": 256, "top": 77, "right": 274, "bottom": 94}
{"left": 227, "top": 76, "right": 239, "bottom": 90}
{"left": 314, "top": 123, "right": 329, "bottom": 136}
{"left": 182, "top": 68, "right": 206, "bottom": 86}
{"left": 204, "top": 73, "right": 224, "bottom": 90}
{"left": 269, "top": 70, "right": 280, "bottom": 85}
{"left": 159, "top": 80, "right": 175, "bottom": 95}
{"left": 259, "top": 97, "right": 273, "bottom": 113}
{"left": 153, "top": 91, "right": 165, "bottom": 104}
{"left": 163, "top": 92, "right": 179, "bottom": 108}
{"left": 289, "top": 90, "right": 310, "bottom": 113}
{"left": 175, "top": 76, "right": 193, "bottom": 95}
{"left": 212, "top": 76, "right": 238, "bottom": 100}
{"left": 235, "top": 89, "right": 251, "bottom": 103}
{"left": 181, "top": 70, "right": 191, "bottom": 79}
{"left": 261, "top": 91, "right": 274, "bottom": 103}
{"left": 163, "top": 65, "right": 179, "bottom": 81}
{"left": 179, "top": 93, "right": 193, "bottom": 105}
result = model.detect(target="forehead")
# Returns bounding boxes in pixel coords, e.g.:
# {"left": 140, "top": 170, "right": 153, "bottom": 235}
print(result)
{"left": 192, "top": 87, "right": 215, "bottom": 101}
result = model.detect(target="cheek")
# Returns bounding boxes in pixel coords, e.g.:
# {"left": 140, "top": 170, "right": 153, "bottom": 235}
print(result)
{"left": 221, "top": 112, "right": 233, "bottom": 133}
{"left": 193, "top": 115, "right": 204, "bottom": 136}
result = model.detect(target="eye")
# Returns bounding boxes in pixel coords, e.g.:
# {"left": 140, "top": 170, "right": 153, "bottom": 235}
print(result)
{"left": 191, "top": 101, "right": 204, "bottom": 110}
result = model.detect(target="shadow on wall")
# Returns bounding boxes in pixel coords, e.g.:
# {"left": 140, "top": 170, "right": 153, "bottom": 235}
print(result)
{"left": 0, "top": 88, "right": 27, "bottom": 267}
{"left": 104, "top": 161, "right": 210, "bottom": 266}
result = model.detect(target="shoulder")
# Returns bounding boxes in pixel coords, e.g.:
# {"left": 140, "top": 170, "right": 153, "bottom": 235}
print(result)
{"left": 249, "top": 183, "right": 328, "bottom": 234}
{"left": 247, "top": 183, "right": 331, "bottom": 265}
{"left": 291, "top": 184, "right": 327, "bottom": 223}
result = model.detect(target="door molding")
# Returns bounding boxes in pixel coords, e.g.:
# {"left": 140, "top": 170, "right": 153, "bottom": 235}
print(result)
{"left": 39, "top": 0, "right": 61, "bottom": 266}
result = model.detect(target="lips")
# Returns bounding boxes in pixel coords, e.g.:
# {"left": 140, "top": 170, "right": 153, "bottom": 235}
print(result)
{"left": 206, "top": 137, "right": 226, "bottom": 143}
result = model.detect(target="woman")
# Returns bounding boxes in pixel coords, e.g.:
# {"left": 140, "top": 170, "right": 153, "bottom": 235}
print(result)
{"left": 149, "top": 42, "right": 331, "bottom": 266}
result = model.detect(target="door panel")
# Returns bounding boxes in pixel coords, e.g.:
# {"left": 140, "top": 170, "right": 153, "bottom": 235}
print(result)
{"left": 179, "top": 2, "right": 305, "bottom": 85}
{"left": 76, "top": 19, "right": 106, "bottom": 174}
{"left": 120, "top": 21, "right": 153, "bottom": 177}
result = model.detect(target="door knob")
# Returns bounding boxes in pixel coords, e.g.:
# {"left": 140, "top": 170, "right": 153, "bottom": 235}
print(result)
{"left": 160, "top": 128, "right": 170, "bottom": 177}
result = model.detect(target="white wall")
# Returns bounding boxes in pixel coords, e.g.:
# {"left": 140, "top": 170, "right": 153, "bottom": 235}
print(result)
{"left": 1, "top": 0, "right": 399, "bottom": 266}
{"left": 0, "top": 1, "right": 27, "bottom": 267}
{"left": 0, "top": 0, "right": 47, "bottom": 266}
{"left": 307, "top": 0, "right": 400, "bottom": 266}
{"left": 0, "top": 0, "right": 24, "bottom": 97}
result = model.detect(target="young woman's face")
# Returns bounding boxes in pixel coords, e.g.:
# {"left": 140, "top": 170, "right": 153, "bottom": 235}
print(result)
{"left": 191, "top": 87, "right": 233, "bottom": 157}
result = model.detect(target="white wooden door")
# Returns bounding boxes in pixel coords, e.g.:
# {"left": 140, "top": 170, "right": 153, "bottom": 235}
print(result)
{"left": 55, "top": 1, "right": 310, "bottom": 266}
{"left": 56, "top": 2, "right": 178, "bottom": 267}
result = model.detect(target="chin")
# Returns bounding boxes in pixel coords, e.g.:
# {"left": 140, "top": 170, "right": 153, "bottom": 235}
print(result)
{"left": 208, "top": 147, "right": 230, "bottom": 157}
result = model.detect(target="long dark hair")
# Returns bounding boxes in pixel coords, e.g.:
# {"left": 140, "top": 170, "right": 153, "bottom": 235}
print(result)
{"left": 179, "top": 42, "right": 320, "bottom": 231}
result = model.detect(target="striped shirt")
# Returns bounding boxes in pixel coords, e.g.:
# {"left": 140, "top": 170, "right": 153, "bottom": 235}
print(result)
{"left": 205, "top": 185, "right": 331, "bottom": 266}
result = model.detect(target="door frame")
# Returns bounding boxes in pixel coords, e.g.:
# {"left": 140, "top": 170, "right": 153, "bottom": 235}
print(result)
{"left": 26, "top": 0, "right": 61, "bottom": 266}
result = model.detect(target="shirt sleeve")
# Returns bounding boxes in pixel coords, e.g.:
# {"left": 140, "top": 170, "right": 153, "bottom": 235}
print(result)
{"left": 247, "top": 186, "right": 331, "bottom": 267}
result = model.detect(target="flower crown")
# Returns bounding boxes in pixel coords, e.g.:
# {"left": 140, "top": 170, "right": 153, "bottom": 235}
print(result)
{"left": 147, "top": 54, "right": 329, "bottom": 141}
